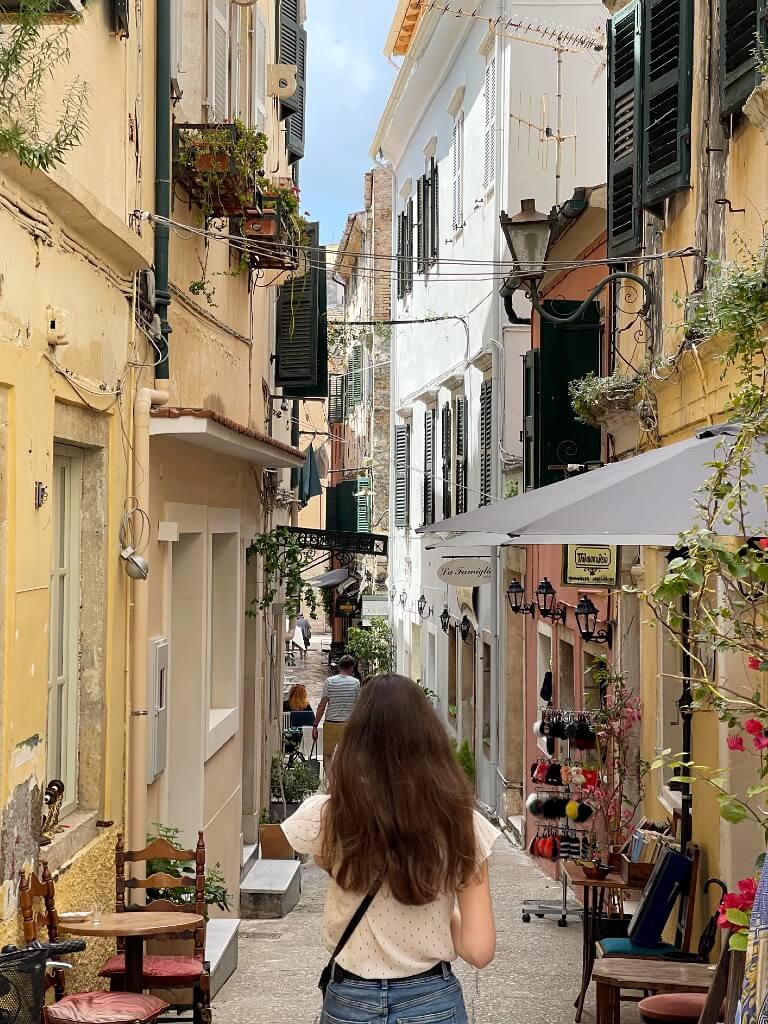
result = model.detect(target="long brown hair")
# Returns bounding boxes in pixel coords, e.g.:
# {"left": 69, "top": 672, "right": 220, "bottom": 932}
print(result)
{"left": 288, "top": 683, "right": 308, "bottom": 711}
{"left": 322, "top": 674, "right": 477, "bottom": 905}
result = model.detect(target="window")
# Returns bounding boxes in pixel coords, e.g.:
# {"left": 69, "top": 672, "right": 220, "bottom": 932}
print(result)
{"left": 454, "top": 395, "right": 468, "bottom": 514}
{"left": 397, "top": 200, "right": 414, "bottom": 298}
{"left": 606, "top": 0, "right": 693, "bottom": 256}
{"left": 423, "top": 408, "right": 436, "bottom": 526}
{"left": 348, "top": 344, "right": 363, "bottom": 408}
{"left": 275, "top": 223, "right": 328, "bottom": 398}
{"left": 452, "top": 112, "right": 464, "bottom": 231}
{"left": 441, "top": 401, "right": 452, "bottom": 519}
{"left": 209, "top": 531, "right": 239, "bottom": 712}
{"left": 251, "top": 8, "right": 268, "bottom": 132}
{"left": 428, "top": 157, "right": 439, "bottom": 264}
{"left": 208, "top": 0, "right": 229, "bottom": 121}
{"left": 416, "top": 158, "right": 439, "bottom": 273}
{"left": 483, "top": 58, "right": 496, "bottom": 190}
{"left": 230, "top": 8, "right": 242, "bottom": 120}
{"left": 523, "top": 301, "right": 602, "bottom": 490}
{"left": 720, "top": 0, "right": 767, "bottom": 116}
{"left": 394, "top": 423, "right": 411, "bottom": 528}
{"left": 356, "top": 477, "right": 372, "bottom": 533}
{"left": 559, "top": 639, "right": 575, "bottom": 709}
{"left": 479, "top": 379, "right": 493, "bottom": 507}
{"left": 48, "top": 447, "right": 82, "bottom": 816}
{"left": 328, "top": 373, "right": 346, "bottom": 423}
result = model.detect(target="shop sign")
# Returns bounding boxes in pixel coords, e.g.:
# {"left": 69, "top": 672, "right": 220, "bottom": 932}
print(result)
{"left": 335, "top": 596, "right": 360, "bottom": 618}
{"left": 362, "top": 596, "right": 389, "bottom": 623}
{"left": 437, "top": 558, "right": 492, "bottom": 587}
{"left": 561, "top": 544, "right": 619, "bottom": 588}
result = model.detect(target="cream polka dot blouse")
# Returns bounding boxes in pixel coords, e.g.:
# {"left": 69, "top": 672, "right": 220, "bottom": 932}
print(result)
{"left": 282, "top": 794, "right": 499, "bottom": 979}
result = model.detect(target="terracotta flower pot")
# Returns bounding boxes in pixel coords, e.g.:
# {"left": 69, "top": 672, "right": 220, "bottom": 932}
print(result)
{"left": 243, "top": 209, "right": 279, "bottom": 240}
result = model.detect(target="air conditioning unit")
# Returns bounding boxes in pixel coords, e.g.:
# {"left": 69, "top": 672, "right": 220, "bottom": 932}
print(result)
{"left": 267, "top": 64, "right": 297, "bottom": 101}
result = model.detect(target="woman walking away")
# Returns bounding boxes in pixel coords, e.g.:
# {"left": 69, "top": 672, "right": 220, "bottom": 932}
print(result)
{"left": 282, "top": 674, "right": 498, "bottom": 1024}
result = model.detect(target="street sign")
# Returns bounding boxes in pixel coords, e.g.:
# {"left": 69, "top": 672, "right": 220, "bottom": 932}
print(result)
{"left": 437, "top": 558, "right": 492, "bottom": 586}
{"left": 561, "top": 544, "right": 619, "bottom": 588}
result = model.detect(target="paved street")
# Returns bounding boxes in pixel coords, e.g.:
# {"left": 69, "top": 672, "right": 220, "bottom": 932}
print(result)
{"left": 219, "top": 832, "right": 635, "bottom": 1024}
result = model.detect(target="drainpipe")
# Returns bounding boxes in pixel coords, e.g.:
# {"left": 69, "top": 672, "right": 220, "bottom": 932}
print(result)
{"left": 127, "top": 386, "right": 169, "bottom": 849}
{"left": 154, "top": 0, "right": 172, "bottom": 379}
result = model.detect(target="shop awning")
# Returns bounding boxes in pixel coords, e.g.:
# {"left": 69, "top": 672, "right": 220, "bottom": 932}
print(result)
{"left": 418, "top": 425, "right": 768, "bottom": 546}
{"left": 308, "top": 566, "right": 351, "bottom": 588}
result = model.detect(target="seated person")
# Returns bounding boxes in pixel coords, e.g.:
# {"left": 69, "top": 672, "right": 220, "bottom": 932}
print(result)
{"left": 283, "top": 683, "right": 315, "bottom": 728}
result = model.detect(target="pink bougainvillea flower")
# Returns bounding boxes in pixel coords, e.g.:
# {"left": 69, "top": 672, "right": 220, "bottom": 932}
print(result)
{"left": 749, "top": 656, "right": 763, "bottom": 671}
{"left": 727, "top": 734, "right": 746, "bottom": 751}
{"left": 755, "top": 538, "right": 768, "bottom": 551}
{"left": 754, "top": 734, "right": 768, "bottom": 751}
{"left": 718, "top": 879, "right": 758, "bottom": 928}
{"left": 745, "top": 718, "right": 764, "bottom": 735}
{"left": 738, "top": 877, "right": 758, "bottom": 902}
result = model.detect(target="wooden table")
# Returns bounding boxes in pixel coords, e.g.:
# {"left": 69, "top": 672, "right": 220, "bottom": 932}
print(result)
{"left": 60, "top": 911, "right": 204, "bottom": 992}
{"left": 593, "top": 957, "right": 714, "bottom": 1024}
{"left": 564, "top": 865, "right": 638, "bottom": 1022}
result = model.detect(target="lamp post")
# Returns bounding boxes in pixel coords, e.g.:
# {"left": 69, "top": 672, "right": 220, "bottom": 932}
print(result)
{"left": 506, "top": 579, "right": 536, "bottom": 617}
{"left": 535, "top": 578, "right": 566, "bottom": 623}
{"left": 439, "top": 605, "right": 451, "bottom": 634}
{"left": 500, "top": 199, "right": 653, "bottom": 324}
{"left": 574, "top": 594, "right": 613, "bottom": 647}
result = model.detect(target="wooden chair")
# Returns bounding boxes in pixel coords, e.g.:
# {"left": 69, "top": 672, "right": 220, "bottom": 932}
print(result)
{"left": 18, "top": 864, "right": 168, "bottom": 1024}
{"left": 597, "top": 845, "right": 701, "bottom": 959}
{"left": 637, "top": 942, "right": 746, "bottom": 1024}
{"left": 98, "top": 833, "right": 211, "bottom": 1024}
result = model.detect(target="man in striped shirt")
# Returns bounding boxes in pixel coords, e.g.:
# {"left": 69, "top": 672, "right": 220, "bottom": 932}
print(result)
{"left": 312, "top": 655, "right": 360, "bottom": 764}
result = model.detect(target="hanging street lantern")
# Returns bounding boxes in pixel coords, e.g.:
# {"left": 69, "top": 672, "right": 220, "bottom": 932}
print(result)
{"left": 574, "top": 594, "right": 613, "bottom": 647}
{"left": 417, "top": 594, "right": 431, "bottom": 619}
{"left": 506, "top": 579, "right": 536, "bottom": 617}
{"left": 439, "top": 605, "right": 451, "bottom": 634}
{"left": 535, "top": 577, "right": 566, "bottom": 623}
{"left": 399, "top": 590, "right": 408, "bottom": 606}
{"left": 459, "top": 615, "right": 475, "bottom": 645}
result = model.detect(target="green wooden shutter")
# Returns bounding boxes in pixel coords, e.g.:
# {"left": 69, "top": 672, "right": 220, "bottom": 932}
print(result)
{"left": 335, "top": 479, "right": 358, "bottom": 533}
{"left": 441, "top": 401, "right": 452, "bottom": 519}
{"left": 720, "top": 0, "right": 767, "bottom": 117}
{"left": 538, "top": 301, "right": 602, "bottom": 488}
{"left": 641, "top": 0, "right": 693, "bottom": 207}
{"left": 429, "top": 158, "right": 439, "bottom": 264}
{"left": 523, "top": 349, "right": 540, "bottom": 491}
{"left": 276, "top": 224, "right": 328, "bottom": 398}
{"left": 328, "top": 373, "right": 346, "bottom": 422}
{"left": 423, "top": 408, "right": 435, "bottom": 526}
{"left": 394, "top": 423, "right": 410, "bottom": 528}
{"left": 278, "top": 0, "right": 301, "bottom": 118}
{"left": 416, "top": 176, "right": 426, "bottom": 274}
{"left": 326, "top": 484, "right": 338, "bottom": 532}
{"left": 607, "top": 2, "right": 643, "bottom": 257}
{"left": 349, "top": 344, "right": 363, "bottom": 407}
{"left": 455, "top": 396, "right": 467, "bottom": 514}
{"left": 479, "top": 380, "right": 493, "bottom": 507}
{"left": 356, "top": 477, "right": 371, "bottom": 533}
{"left": 286, "top": 26, "right": 306, "bottom": 161}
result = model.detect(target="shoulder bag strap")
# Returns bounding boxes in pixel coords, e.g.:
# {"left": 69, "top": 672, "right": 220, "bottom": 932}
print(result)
{"left": 319, "top": 885, "right": 380, "bottom": 994}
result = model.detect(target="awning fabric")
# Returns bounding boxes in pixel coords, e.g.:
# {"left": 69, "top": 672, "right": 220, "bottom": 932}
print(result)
{"left": 308, "top": 566, "right": 351, "bottom": 588}
{"left": 418, "top": 426, "right": 768, "bottom": 546}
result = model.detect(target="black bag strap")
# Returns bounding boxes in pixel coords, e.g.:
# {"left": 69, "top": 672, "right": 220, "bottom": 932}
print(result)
{"left": 310, "top": 739, "right": 318, "bottom": 760}
{"left": 319, "top": 885, "right": 380, "bottom": 994}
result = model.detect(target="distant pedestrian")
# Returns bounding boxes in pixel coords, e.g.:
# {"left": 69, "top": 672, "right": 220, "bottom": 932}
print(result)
{"left": 297, "top": 613, "right": 312, "bottom": 652}
{"left": 282, "top": 674, "right": 498, "bottom": 1023}
{"left": 291, "top": 623, "right": 307, "bottom": 660}
{"left": 312, "top": 655, "right": 359, "bottom": 763}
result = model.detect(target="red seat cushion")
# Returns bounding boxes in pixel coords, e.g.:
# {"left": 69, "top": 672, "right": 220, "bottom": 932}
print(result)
{"left": 44, "top": 992, "right": 168, "bottom": 1024}
{"left": 638, "top": 992, "right": 721, "bottom": 1023}
{"left": 99, "top": 954, "right": 204, "bottom": 984}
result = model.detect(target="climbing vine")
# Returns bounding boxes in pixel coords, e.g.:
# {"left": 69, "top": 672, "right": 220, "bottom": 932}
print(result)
{"left": 0, "top": 0, "right": 89, "bottom": 170}
{"left": 643, "top": 233, "right": 768, "bottom": 848}
{"left": 246, "top": 526, "right": 317, "bottom": 619}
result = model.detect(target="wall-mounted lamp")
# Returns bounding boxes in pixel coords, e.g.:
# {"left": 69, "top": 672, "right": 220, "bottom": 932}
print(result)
{"left": 439, "top": 605, "right": 451, "bottom": 634}
{"left": 417, "top": 594, "right": 431, "bottom": 619}
{"left": 574, "top": 594, "right": 613, "bottom": 647}
{"left": 459, "top": 615, "right": 475, "bottom": 645}
{"left": 535, "top": 577, "right": 566, "bottom": 623}
{"left": 506, "top": 579, "right": 536, "bottom": 617}
{"left": 399, "top": 590, "right": 408, "bottom": 607}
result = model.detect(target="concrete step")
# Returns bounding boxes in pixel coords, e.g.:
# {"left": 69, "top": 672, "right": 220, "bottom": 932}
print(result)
{"left": 241, "top": 842, "right": 259, "bottom": 883}
{"left": 240, "top": 860, "right": 302, "bottom": 920}
{"left": 207, "top": 918, "right": 240, "bottom": 998}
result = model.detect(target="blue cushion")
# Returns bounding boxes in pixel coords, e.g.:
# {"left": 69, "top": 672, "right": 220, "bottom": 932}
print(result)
{"left": 600, "top": 937, "right": 677, "bottom": 957}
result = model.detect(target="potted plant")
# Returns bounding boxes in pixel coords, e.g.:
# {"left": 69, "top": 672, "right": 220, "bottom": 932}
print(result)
{"left": 174, "top": 121, "right": 268, "bottom": 219}
{"left": 269, "top": 756, "right": 320, "bottom": 822}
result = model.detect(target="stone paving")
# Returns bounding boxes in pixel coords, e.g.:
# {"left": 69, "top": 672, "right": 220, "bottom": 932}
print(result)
{"left": 218, "top": 831, "right": 638, "bottom": 1024}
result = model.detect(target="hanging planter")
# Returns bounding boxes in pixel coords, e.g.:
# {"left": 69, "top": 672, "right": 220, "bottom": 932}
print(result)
{"left": 173, "top": 121, "right": 268, "bottom": 220}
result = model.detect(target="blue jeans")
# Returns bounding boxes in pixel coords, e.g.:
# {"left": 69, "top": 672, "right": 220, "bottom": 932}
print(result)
{"left": 322, "top": 963, "right": 468, "bottom": 1024}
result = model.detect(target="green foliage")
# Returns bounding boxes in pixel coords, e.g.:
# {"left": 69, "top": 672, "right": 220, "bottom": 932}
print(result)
{"left": 644, "top": 231, "right": 768, "bottom": 855}
{"left": 454, "top": 740, "right": 476, "bottom": 785}
{"left": 569, "top": 370, "right": 642, "bottom": 427}
{"left": 346, "top": 616, "right": 393, "bottom": 675}
{"left": 246, "top": 526, "right": 317, "bottom": 620}
{"left": 270, "top": 757, "right": 320, "bottom": 804}
{"left": 0, "top": 0, "right": 89, "bottom": 170}
{"left": 145, "top": 824, "right": 232, "bottom": 914}
{"left": 504, "top": 478, "right": 519, "bottom": 499}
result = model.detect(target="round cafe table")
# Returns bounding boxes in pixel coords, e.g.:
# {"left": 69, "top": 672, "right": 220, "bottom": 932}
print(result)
{"left": 60, "top": 911, "right": 204, "bottom": 993}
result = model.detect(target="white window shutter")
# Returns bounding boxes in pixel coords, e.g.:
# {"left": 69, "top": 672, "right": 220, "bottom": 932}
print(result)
{"left": 171, "top": 0, "right": 183, "bottom": 76}
{"left": 231, "top": 7, "right": 241, "bottom": 120}
{"left": 452, "top": 112, "right": 463, "bottom": 230}
{"left": 484, "top": 58, "right": 496, "bottom": 189}
{"left": 208, "top": 0, "right": 229, "bottom": 122}
{"left": 252, "top": 9, "right": 268, "bottom": 131}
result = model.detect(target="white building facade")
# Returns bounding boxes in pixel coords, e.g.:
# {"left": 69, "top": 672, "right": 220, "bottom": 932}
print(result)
{"left": 373, "top": 0, "right": 607, "bottom": 812}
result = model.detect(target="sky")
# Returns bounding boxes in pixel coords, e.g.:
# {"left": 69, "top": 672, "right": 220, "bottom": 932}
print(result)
{"left": 302, "top": 2, "right": 397, "bottom": 245}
